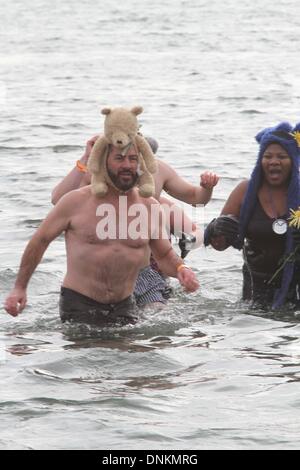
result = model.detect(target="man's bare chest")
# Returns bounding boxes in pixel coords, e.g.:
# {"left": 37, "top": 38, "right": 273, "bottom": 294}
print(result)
{"left": 68, "top": 203, "right": 150, "bottom": 248}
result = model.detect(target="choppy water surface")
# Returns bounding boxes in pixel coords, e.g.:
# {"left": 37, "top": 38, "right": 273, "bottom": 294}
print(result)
{"left": 0, "top": 0, "right": 300, "bottom": 450}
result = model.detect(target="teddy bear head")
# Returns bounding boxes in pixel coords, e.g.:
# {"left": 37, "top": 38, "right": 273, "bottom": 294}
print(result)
{"left": 102, "top": 106, "right": 143, "bottom": 149}
{"left": 88, "top": 105, "right": 157, "bottom": 198}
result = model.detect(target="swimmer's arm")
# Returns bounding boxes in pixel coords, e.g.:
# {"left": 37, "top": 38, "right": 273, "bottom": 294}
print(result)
{"left": 51, "top": 166, "right": 91, "bottom": 205}
{"left": 160, "top": 161, "right": 218, "bottom": 205}
{"left": 159, "top": 196, "right": 203, "bottom": 247}
{"left": 220, "top": 180, "right": 248, "bottom": 216}
{"left": 51, "top": 136, "right": 97, "bottom": 204}
{"left": 150, "top": 238, "right": 182, "bottom": 278}
{"left": 149, "top": 203, "right": 184, "bottom": 277}
{"left": 149, "top": 206, "right": 199, "bottom": 292}
{"left": 4, "top": 195, "right": 73, "bottom": 316}
{"left": 150, "top": 238, "right": 199, "bottom": 293}
{"left": 16, "top": 198, "right": 72, "bottom": 289}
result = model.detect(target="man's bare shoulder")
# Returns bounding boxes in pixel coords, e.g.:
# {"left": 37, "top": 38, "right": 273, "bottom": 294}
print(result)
{"left": 157, "top": 159, "right": 173, "bottom": 175}
{"left": 56, "top": 185, "right": 92, "bottom": 209}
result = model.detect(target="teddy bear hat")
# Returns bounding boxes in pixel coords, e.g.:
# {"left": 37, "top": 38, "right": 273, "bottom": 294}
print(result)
{"left": 88, "top": 106, "right": 157, "bottom": 198}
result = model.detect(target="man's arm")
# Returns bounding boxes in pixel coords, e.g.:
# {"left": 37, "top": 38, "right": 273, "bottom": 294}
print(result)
{"left": 149, "top": 205, "right": 199, "bottom": 292}
{"left": 159, "top": 196, "right": 202, "bottom": 242}
{"left": 4, "top": 194, "right": 74, "bottom": 316}
{"left": 159, "top": 160, "right": 218, "bottom": 205}
{"left": 159, "top": 196, "right": 203, "bottom": 258}
{"left": 51, "top": 136, "right": 97, "bottom": 204}
{"left": 150, "top": 238, "right": 199, "bottom": 292}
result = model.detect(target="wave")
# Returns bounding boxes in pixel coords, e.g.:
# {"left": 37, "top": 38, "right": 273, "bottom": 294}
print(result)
{"left": 17, "top": 218, "right": 43, "bottom": 228}
{"left": 0, "top": 145, "right": 82, "bottom": 152}
{"left": 239, "top": 109, "right": 264, "bottom": 115}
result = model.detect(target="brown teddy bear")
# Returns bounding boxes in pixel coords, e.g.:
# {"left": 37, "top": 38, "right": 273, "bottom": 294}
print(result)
{"left": 87, "top": 106, "right": 157, "bottom": 197}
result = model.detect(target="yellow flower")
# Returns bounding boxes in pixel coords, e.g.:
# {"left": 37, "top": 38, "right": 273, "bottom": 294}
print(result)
{"left": 289, "top": 131, "right": 300, "bottom": 147}
{"left": 289, "top": 207, "right": 300, "bottom": 229}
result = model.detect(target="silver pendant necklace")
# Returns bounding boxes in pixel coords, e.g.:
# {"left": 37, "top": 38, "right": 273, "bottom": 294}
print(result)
{"left": 268, "top": 188, "right": 287, "bottom": 235}
{"left": 272, "top": 218, "right": 288, "bottom": 235}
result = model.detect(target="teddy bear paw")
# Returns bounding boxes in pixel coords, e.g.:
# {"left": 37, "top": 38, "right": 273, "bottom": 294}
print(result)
{"left": 139, "top": 184, "right": 154, "bottom": 198}
{"left": 147, "top": 161, "right": 157, "bottom": 174}
{"left": 91, "top": 182, "right": 108, "bottom": 196}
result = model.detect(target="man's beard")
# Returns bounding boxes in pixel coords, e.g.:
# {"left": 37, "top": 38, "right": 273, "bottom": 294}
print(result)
{"left": 107, "top": 168, "right": 139, "bottom": 192}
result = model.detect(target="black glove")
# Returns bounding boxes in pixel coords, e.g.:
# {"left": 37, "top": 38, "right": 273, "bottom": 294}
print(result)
{"left": 178, "top": 232, "right": 197, "bottom": 259}
{"left": 204, "top": 215, "right": 240, "bottom": 248}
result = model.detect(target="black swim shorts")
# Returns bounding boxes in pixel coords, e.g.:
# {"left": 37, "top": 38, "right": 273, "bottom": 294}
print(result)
{"left": 59, "top": 287, "right": 139, "bottom": 326}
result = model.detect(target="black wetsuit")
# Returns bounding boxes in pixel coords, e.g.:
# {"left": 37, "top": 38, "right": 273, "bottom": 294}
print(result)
{"left": 242, "top": 200, "right": 300, "bottom": 308}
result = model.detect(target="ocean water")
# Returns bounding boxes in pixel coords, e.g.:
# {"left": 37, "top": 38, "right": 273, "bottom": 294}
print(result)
{"left": 0, "top": 0, "right": 300, "bottom": 450}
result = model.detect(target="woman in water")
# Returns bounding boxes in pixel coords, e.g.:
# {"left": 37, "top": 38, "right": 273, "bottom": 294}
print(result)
{"left": 205, "top": 122, "right": 300, "bottom": 310}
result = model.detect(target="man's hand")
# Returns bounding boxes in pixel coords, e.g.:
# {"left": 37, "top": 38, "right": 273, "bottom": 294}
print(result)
{"left": 200, "top": 171, "right": 219, "bottom": 190}
{"left": 82, "top": 135, "right": 100, "bottom": 164}
{"left": 177, "top": 267, "right": 199, "bottom": 292}
{"left": 4, "top": 288, "right": 27, "bottom": 317}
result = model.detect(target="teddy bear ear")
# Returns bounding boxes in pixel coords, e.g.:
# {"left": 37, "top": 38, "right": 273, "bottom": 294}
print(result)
{"left": 131, "top": 106, "right": 143, "bottom": 116}
{"left": 101, "top": 108, "right": 111, "bottom": 115}
{"left": 255, "top": 128, "right": 270, "bottom": 144}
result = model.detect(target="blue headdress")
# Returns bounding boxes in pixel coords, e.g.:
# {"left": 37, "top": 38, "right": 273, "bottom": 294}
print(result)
{"left": 238, "top": 121, "right": 300, "bottom": 309}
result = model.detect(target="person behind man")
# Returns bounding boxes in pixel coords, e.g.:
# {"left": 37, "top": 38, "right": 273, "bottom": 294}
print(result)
{"left": 4, "top": 143, "right": 199, "bottom": 325}
{"left": 204, "top": 122, "right": 300, "bottom": 310}
{"left": 51, "top": 135, "right": 218, "bottom": 307}
{"left": 51, "top": 135, "right": 219, "bottom": 206}
{"left": 134, "top": 195, "right": 203, "bottom": 307}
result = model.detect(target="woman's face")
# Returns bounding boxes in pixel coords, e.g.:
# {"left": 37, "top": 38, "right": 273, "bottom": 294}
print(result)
{"left": 261, "top": 143, "right": 292, "bottom": 187}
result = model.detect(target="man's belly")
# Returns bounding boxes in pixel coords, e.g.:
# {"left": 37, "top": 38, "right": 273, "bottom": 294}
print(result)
{"left": 63, "top": 242, "right": 147, "bottom": 303}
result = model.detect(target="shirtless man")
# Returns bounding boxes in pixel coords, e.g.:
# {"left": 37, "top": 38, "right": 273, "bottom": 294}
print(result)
{"left": 4, "top": 144, "right": 199, "bottom": 325}
{"left": 50, "top": 135, "right": 218, "bottom": 307}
